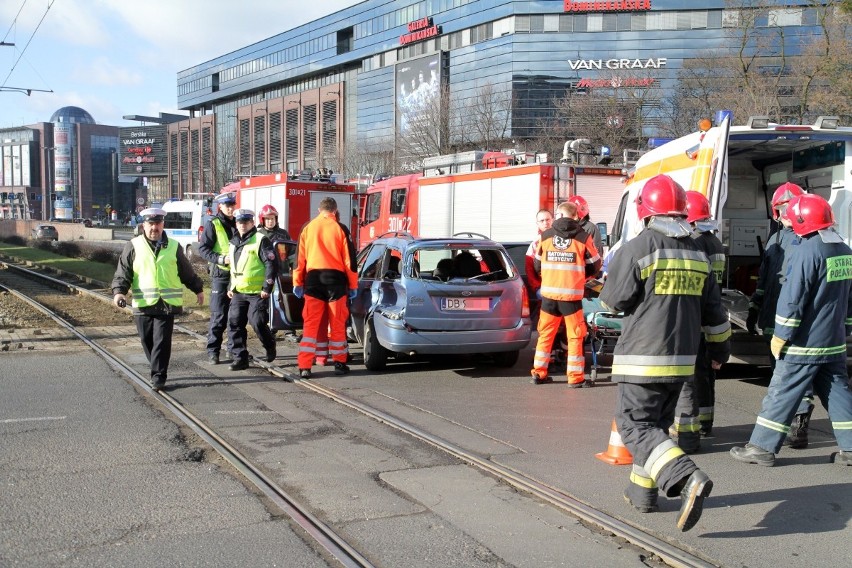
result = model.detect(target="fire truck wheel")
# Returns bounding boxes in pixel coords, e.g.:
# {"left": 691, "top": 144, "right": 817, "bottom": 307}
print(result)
{"left": 363, "top": 318, "right": 387, "bottom": 371}
{"left": 491, "top": 350, "right": 520, "bottom": 368}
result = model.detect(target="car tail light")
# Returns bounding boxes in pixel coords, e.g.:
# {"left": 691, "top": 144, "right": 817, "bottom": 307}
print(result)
{"left": 521, "top": 285, "right": 530, "bottom": 318}
{"left": 197, "top": 226, "right": 204, "bottom": 242}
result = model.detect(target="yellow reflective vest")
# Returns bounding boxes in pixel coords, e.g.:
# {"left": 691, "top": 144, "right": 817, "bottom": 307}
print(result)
{"left": 130, "top": 236, "right": 183, "bottom": 308}
{"left": 229, "top": 234, "right": 265, "bottom": 294}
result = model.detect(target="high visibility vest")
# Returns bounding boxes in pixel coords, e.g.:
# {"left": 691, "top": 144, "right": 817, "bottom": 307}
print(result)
{"left": 130, "top": 236, "right": 183, "bottom": 308}
{"left": 230, "top": 234, "right": 265, "bottom": 294}
{"left": 539, "top": 235, "right": 589, "bottom": 301}
{"left": 212, "top": 217, "right": 231, "bottom": 271}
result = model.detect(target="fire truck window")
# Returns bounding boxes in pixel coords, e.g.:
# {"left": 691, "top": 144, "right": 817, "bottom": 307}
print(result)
{"left": 360, "top": 244, "right": 387, "bottom": 280}
{"left": 389, "top": 188, "right": 406, "bottom": 214}
{"left": 365, "top": 193, "right": 382, "bottom": 223}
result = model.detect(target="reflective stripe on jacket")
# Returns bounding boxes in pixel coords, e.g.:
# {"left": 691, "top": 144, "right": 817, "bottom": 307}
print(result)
{"left": 773, "top": 230, "right": 852, "bottom": 364}
{"left": 229, "top": 233, "right": 266, "bottom": 294}
{"left": 130, "top": 236, "right": 183, "bottom": 308}
{"left": 599, "top": 225, "right": 731, "bottom": 384}
{"left": 691, "top": 230, "right": 725, "bottom": 285}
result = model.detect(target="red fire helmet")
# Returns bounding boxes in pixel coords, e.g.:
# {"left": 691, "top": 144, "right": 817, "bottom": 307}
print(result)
{"left": 567, "top": 195, "right": 590, "bottom": 219}
{"left": 685, "top": 191, "right": 712, "bottom": 223}
{"left": 771, "top": 182, "right": 804, "bottom": 219}
{"left": 783, "top": 193, "right": 835, "bottom": 236}
{"left": 258, "top": 204, "right": 278, "bottom": 223}
{"left": 636, "top": 175, "right": 688, "bottom": 221}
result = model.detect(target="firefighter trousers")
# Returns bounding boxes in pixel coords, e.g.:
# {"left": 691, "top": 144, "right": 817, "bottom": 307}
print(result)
{"left": 532, "top": 302, "right": 586, "bottom": 383}
{"left": 299, "top": 295, "right": 349, "bottom": 370}
{"left": 763, "top": 334, "right": 814, "bottom": 415}
{"left": 207, "top": 277, "right": 232, "bottom": 356}
{"left": 750, "top": 359, "right": 852, "bottom": 454}
{"left": 227, "top": 292, "right": 275, "bottom": 363}
{"left": 617, "top": 382, "right": 697, "bottom": 502}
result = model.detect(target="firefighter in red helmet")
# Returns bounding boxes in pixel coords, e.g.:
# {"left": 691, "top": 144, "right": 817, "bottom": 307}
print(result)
{"left": 670, "top": 191, "right": 726, "bottom": 453}
{"left": 567, "top": 195, "right": 603, "bottom": 255}
{"left": 600, "top": 174, "right": 730, "bottom": 531}
{"left": 731, "top": 193, "right": 852, "bottom": 468}
{"left": 747, "top": 182, "right": 814, "bottom": 448}
{"left": 257, "top": 204, "right": 292, "bottom": 247}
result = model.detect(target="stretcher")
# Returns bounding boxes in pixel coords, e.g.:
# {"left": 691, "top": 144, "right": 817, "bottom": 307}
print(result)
{"left": 581, "top": 297, "right": 624, "bottom": 382}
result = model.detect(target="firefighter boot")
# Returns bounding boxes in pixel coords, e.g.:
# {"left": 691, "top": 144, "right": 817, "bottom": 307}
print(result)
{"left": 675, "top": 470, "right": 713, "bottom": 532}
{"left": 784, "top": 405, "right": 814, "bottom": 449}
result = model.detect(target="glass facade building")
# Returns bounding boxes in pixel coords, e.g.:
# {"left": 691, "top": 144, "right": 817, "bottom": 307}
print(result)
{"left": 177, "top": 1, "right": 836, "bottom": 175}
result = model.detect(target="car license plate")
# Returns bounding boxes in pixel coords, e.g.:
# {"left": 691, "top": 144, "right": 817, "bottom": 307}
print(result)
{"left": 441, "top": 297, "right": 489, "bottom": 311}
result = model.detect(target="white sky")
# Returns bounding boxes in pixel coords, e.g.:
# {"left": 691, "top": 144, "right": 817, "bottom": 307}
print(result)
{"left": 0, "top": 0, "right": 357, "bottom": 127}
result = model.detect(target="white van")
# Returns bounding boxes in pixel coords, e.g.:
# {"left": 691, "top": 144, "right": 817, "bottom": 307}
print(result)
{"left": 161, "top": 199, "right": 213, "bottom": 260}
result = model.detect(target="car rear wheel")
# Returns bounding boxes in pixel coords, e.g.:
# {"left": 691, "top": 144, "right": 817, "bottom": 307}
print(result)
{"left": 491, "top": 350, "right": 520, "bottom": 368}
{"left": 363, "top": 318, "right": 387, "bottom": 371}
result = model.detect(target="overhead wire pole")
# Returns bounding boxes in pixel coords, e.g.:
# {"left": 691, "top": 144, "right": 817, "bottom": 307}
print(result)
{"left": 0, "top": 0, "right": 56, "bottom": 95}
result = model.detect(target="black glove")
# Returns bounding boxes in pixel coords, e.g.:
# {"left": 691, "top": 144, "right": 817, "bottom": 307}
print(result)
{"left": 746, "top": 308, "right": 759, "bottom": 335}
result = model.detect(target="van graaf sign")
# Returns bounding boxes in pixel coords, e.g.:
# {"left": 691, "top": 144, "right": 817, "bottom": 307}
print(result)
{"left": 570, "top": 58, "right": 666, "bottom": 70}
{"left": 119, "top": 125, "right": 167, "bottom": 176}
{"left": 400, "top": 16, "right": 441, "bottom": 46}
{"left": 564, "top": 0, "right": 651, "bottom": 11}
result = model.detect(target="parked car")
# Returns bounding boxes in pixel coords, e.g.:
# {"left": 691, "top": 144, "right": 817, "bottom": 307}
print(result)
{"left": 500, "top": 241, "right": 541, "bottom": 322}
{"left": 31, "top": 224, "right": 59, "bottom": 241}
{"left": 349, "top": 232, "right": 531, "bottom": 370}
{"left": 268, "top": 239, "right": 301, "bottom": 332}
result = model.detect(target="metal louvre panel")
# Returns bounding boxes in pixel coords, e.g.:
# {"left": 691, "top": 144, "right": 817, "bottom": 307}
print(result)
{"left": 576, "top": 175, "right": 624, "bottom": 229}
{"left": 452, "top": 179, "right": 491, "bottom": 238}
{"left": 491, "top": 172, "right": 542, "bottom": 241}
{"left": 418, "top": 183, "right": 452, "bottom": 237}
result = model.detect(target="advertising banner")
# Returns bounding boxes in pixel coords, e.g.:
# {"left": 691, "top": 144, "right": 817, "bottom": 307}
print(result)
{"left": 120, "top": 125, "right": 167, "bottom": 176}
{"left": 395, "top": 53, "right": 442, "bottom": 138}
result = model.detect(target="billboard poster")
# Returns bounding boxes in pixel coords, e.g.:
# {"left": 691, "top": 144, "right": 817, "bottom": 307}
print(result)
{"left": 21, "top": 144, "right": 30, "bottom": 186}
{"left": 53, "top": 123, "right": 75, "bottom": 220}
{"left": 120, "top": 125, "right": 167, "bottom": 176}
{"left": 395, "top": 53, "right": 442, "bottom": 138}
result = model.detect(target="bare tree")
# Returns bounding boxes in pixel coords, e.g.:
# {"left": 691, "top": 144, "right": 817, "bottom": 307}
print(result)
{"left": 213, "top": 131, "right": 239, "bottom": 191}
{"left": 397, "top": 81, "right": 455, "bottom": 170}
{"left": 455, "top": 83, "right": 514, "bottom": 151}
{"left": 338, "top": 138, "right": 397, "bottom": 182}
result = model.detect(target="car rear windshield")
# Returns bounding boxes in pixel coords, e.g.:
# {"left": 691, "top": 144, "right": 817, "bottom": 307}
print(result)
{"left": 410, "top": 245, "right": 517, "bottom": 283}
{"left": 164, "top": 212, "right": 192, "bottom": 229}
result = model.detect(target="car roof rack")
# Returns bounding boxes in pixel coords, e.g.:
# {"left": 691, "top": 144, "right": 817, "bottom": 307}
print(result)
{"left": 376, "top": 231, "right": 415, "bottom": 240}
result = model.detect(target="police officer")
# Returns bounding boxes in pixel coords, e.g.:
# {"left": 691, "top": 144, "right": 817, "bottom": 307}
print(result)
{"left": 567, "top": 195, "right": 603, "bottom": 255}
{"left": 731, "top": 194, "right": 852, "bottom": 467}
{"left": 293, "top": 197, "right": 358, "bottom": 378}
{"left": 747, "top": 182, "right": 815, "bottom": 448}
{"left": 198, "top": 192, "right": 238, "bottom": 364}
{"left": 530, "top": 201, "right": 600, "bottom": 386}
{"left": 226, "top": 209, "right": 277, "bottom": 371}
{"left": 112, "top": 208, "right": 204, "bottom": 391}
{"left": 599, "top": 175, "right": 731, "bottom": 532}
{"left": 670, "top": 191, "right": 727, "bottom": 452}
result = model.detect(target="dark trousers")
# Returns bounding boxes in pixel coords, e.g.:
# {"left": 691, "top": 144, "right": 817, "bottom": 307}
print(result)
{"left": 207, "top": 278, "right": 232, "bottom": 355}
{"left": 228, "top": 292, "right": 275, "bottom": 362}
{"left": 134, "top": 314, "right": 175, "bottom": 384}
{"left": 617, "top": 382, "right": 697, "bottom": 496}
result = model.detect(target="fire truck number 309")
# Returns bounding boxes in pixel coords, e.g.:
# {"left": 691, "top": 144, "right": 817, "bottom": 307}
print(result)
{"left": 388, "top": 216, "right": 412, "bottom": 231}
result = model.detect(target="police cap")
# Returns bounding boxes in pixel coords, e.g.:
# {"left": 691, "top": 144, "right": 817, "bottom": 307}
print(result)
{"left": 213, "top": 192, "right": 237, "bottom": 205}
{"left": 234, "top": 208, "right": 255, "bottom": 222}
{"left": 140, "top": 207, "right": 166, "bottom": 222}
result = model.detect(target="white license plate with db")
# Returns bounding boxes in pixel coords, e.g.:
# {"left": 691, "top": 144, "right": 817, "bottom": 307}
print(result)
{"left": 441, "top": 297, "right": 489, "bottom": 311}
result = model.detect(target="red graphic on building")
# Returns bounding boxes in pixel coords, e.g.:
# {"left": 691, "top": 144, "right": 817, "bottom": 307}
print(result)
{"left": 564, "top": 1, "right": 651, "bottom": 12}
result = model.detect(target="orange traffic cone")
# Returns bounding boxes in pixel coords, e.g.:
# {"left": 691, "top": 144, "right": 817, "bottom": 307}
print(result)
{"left": 595, "top": 419, "right": 633, "bottom": 465}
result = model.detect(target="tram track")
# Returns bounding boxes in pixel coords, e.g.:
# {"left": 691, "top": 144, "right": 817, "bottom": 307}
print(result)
{"left": 1, "top": 258, "right": 720, "bottom": 568}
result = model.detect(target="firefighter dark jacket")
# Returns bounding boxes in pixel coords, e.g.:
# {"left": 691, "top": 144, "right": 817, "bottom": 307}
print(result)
{"left": 749, "top": 226, "right": 796, "bottom": 333}
{"left": 599, "top": 220, "right": 731, "bottom": 384}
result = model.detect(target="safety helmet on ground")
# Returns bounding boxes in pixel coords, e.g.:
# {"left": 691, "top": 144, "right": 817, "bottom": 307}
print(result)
{"left": 685, "top": 191, "right": 712, "bottom": 224}
{"left": 771, "top": 182, "right": 804, "bottom": 219}
{"left": 567, "top": 195, "right": 590, "bottom": 219}
{"left": 258, "top": 204, "right": 278, "bottom": 223}
{"left": 635, "top": 175, "right": 688, "bottom": 221}
{"left": 783, "top": 193, "right": 834, "bottom": 236}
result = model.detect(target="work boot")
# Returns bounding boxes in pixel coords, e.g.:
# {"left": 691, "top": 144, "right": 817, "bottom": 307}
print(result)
{"left": 265, "top": 346, "right": 276, "bottom": 363}
{"left": 299, "top": 369, "right": 312, "bottom": 379}
{"left": 207, "top": 352, "right": 220, "bottom": 365}
{"left": 567, "top": 379, "right": 592, "bottom": 389}
{"left": 530, "top": 371, "right": 552, "bottom": 385}
{"left": 624, "top": 482, "right": 658, "bottom": 513}
{"left": 334, "top": 362, "right": 350, "bottom": 375}
{"left": 151, "top": 376, "right": 166, "bottom": 391}
{"left": 229, "top": 359, "right": 249, "bottom": 371}
{"left": 675, "top": 432, "right": 701, "bottom": 455}
{"left": 699, "top": 423, "right": 713, "bottom": 437}
{"left": 730, "top": 443, "right": 775, "bottom": 467}
{"left": 676, "top": 470, "right": 713, "bottom": 532}
{"left": 833, "top": 451, "right": 852, "bottom": 465}
{"left": 784, "top": 406, "right": 813, "bottom": 449}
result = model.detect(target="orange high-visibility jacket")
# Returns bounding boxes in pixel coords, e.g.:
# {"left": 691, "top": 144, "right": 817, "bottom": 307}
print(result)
{"left": 535, "top": 219, "right": 600, "bottom": 301}
{"left": 293, "top": 212, "right": 358, "bottom": 289}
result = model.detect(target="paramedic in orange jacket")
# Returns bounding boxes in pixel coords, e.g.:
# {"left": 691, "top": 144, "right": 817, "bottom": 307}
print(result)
{"left": 292, "top": 197, "right": 358, "bottom": 378}
{"left": 530, "top": 201, "right": 601, "bottom": 386}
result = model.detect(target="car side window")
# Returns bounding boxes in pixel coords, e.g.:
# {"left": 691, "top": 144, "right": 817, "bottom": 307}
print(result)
{"left": 360, "top": 244, "right": 387, "bottom": 280}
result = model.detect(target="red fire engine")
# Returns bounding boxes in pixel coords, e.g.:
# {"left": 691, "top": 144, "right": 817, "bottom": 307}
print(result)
{"left": 222, "top": 172, "right": 357, "bottom": 241}
{"left": 358, "top": 150, "right": 624, "bottom": 247}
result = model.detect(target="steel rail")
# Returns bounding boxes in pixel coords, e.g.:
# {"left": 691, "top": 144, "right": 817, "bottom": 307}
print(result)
{"left": 0, "top": 270, "right": 375, "bottom": 568}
